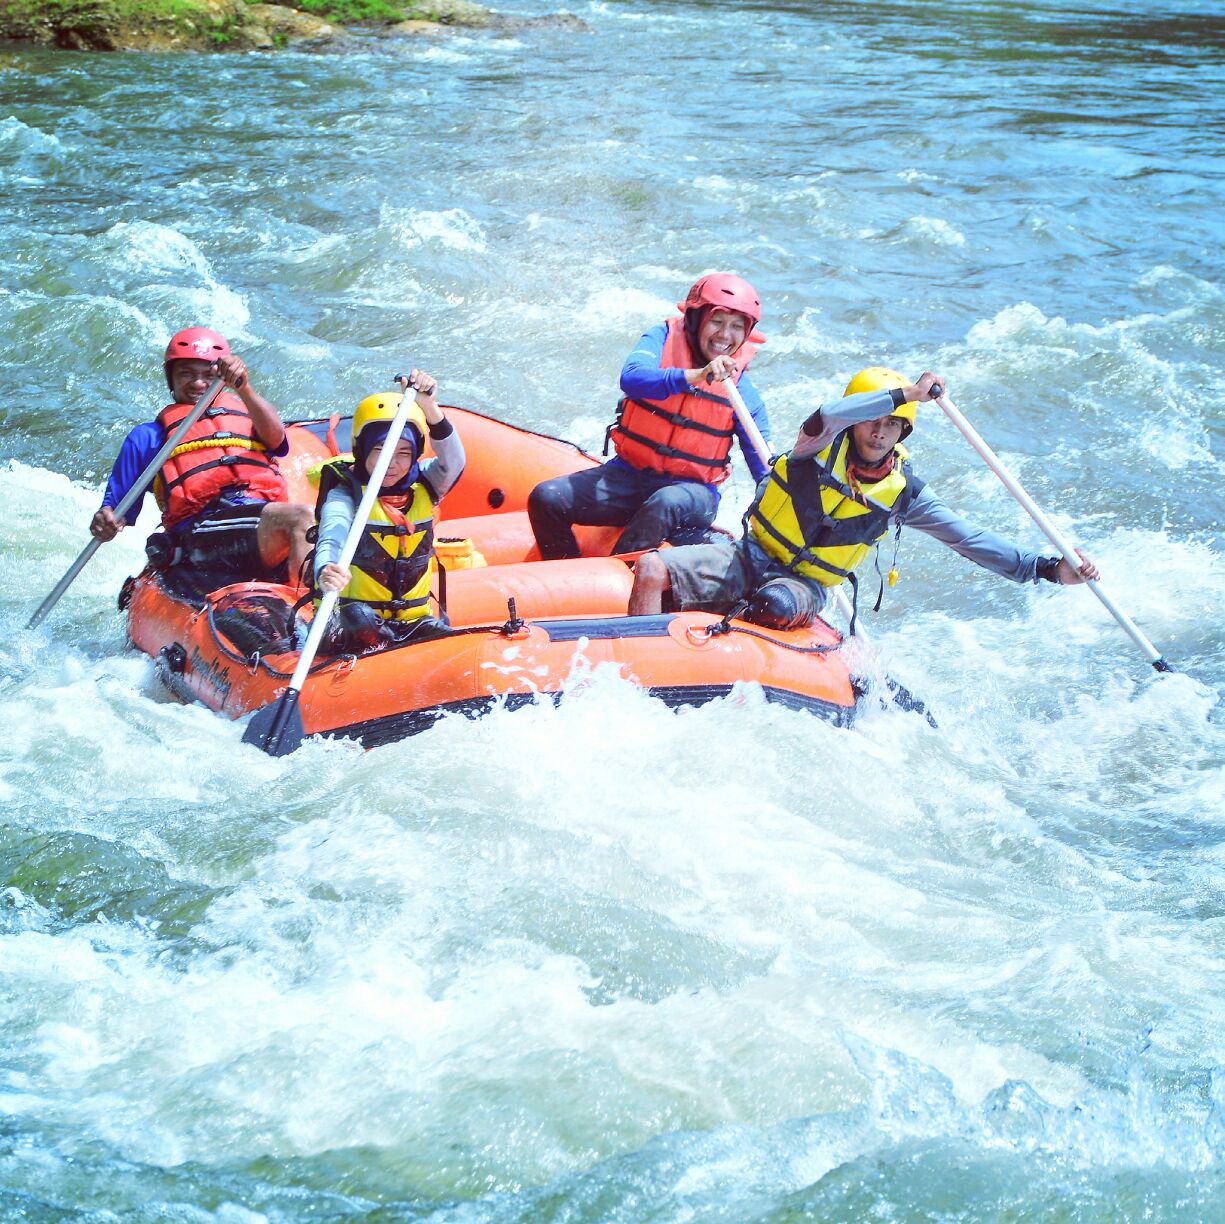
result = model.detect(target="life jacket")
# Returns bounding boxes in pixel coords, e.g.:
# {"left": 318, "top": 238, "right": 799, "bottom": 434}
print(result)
{"left": 154, "top": 393, "right": 288, "bottom": 529}
{"left": 609, "top": 316, "right": 760, "bottom": 484}
{"left": 314, "top": 460, "right": 436, "bottom": 622}
{"left": 747, "top": 431, "right": 919, "bottom": 586}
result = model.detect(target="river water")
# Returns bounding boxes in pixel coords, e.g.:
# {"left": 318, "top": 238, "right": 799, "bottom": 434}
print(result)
{"left": 2, "top": 0, "right": 1224, "bottom": 1217}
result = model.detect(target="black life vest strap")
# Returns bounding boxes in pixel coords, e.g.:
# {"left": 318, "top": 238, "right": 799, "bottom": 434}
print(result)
{"left": 160, "top": 452, "right": 275, "bottom": 497}
{"left": 623, "top": 396, "right": 736, "bottom": 439}
{"left": 746, "top": 463, "right": 854, "bottom": 578}
{"left": 337, "top": 592, "right": 432, "bottom": 615}
{"left": 161, "top": 402, "right": 252, "bottom": 429}
{"left": 681, "top": 384, "right": 735, "bottom": 408}
{"left": 360, "top": 520, "right": 412, "bottom": 539}
{"left": 313, "top": 460, "right": 360, "bottom": 521}
{"left": 612, "top": 422, "right": 731, "bottom": 468}
{"left": 745, "top": 501, "right": 855, "bottom": 579}
{"left": 760, "top": 460, "right": 896, "bottom": 524}
{"left": 845, "top": 571, "right": 860, "bottom": 637}
{"left": 786, "top": 450, "right": 915, "bottom": 555}
{"left": 202, "top": 404, "right": 249, "bottom": 421}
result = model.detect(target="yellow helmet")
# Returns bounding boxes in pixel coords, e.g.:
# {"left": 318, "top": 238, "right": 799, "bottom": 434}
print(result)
{"left": 352, "top": 391, "right": 427, "bottom": 455}
{"left": 843, "top": 366, "right": 915, "bottom": 439}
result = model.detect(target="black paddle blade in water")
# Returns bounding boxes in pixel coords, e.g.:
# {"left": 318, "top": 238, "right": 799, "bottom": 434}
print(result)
{"left": 885, "top": 676, "right": 938, "bottom": 729}
{"left": 242, "top": 688, "right": 306, "bottom": 756}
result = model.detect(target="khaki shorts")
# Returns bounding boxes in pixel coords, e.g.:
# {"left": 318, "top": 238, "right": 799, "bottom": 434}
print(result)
{"left": 659, "top": 538, "right": 826, "bottom": 619}
{"left": 659, "top": 538, "right": 754, "bottom": 612}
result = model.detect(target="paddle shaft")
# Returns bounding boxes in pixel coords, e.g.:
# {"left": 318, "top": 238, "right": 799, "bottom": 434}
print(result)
{"left": 720, "top": 376, "right": 862, "bottom": 633}
{"left": 934, "top": 392, "right": 1172, "bottom": 672}
{"left": 26, "top": 377, "right": 227, "bottom": 629}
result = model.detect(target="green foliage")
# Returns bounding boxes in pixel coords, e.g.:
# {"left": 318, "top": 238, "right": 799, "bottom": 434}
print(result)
{"left": 0, "top": 0, "right": 492, "bottom": 46}
{"left": 275, "top": 0, "right": 406, "bottom": 21}
{"left": 0, "top": 0, "right": 247, "bottom": 46}
{"left": 271, "top": 0, "right": 490, "bottom": 25}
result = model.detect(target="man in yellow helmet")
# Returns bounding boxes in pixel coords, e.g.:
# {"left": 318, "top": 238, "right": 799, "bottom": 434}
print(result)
{"left": 312, "top": 369, "right": 465, "bottom": 653}
{"left": 628, "top": 366, "right": 1097, "bottom": 628}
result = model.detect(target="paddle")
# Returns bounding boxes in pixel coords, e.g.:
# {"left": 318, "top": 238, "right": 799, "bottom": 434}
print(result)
{"left": 720, "top": 375, "right": 862, "bottom": 634}
{"left": 242, "top": 378, "right": 420, "bottom": 756}
{"left": 26, "top": 376, "right": 226, "bottom": 630}
{"left": 932, "top": 386, "right": 1173, "bottom": 672}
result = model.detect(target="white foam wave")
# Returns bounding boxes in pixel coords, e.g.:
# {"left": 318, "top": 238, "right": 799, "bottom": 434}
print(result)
{"left": 0, "top": 116, "right": 64, "bottom": 165}
{"left": 71, "top": 221, "right": 253, "bottom": 343}
{"left": 575, "top": 286, "right": 674, "bottom": 329}
{"left": 384, "top": 206, "right": 488, "bottom": 253}
{"left": 411, "top": 44, "right": 475, "bottom": 64}
{"left": 1136, "top": 264, "right": 1222, "bottom": 300}
{"left": 0, "top": 578, "right": 1221, "bottom": 1192}
{"left": 99, "top": 221, "right": 212, "bottom": 280}
{"left": 0, "top": 460, "right": 155, "bottom": 600}
{"left": 907, "top": 215, "right": 966, "bottom": 246}
{"left": 691, "top": 174, "right": 736, "bottom": 196}
{"left": 956, "top": 301, "right": 1220, "bottom": 469}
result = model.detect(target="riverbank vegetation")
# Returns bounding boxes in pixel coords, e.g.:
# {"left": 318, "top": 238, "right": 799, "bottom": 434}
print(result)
{"left": 0, "top": 0, "right": 500, "bottom": 50}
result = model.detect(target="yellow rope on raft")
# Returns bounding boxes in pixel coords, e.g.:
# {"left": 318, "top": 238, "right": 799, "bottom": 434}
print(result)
{"left": 167, "top": 437, "right": 267, "bottom": 459}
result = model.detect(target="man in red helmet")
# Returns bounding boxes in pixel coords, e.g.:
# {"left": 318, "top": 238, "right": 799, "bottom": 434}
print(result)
{"left": 90, "top": 327, "right": 313, "bottom": 586}
{"left": 527, "top": 273, "right": 772, "bottom": 559}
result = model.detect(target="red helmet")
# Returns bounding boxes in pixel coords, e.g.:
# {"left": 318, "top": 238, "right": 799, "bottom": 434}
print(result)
{"left": 164, "top": 327, "right": 230, "bottom": 364}
{"left": 678, "top": 273, "right": 761, "bottom": 331}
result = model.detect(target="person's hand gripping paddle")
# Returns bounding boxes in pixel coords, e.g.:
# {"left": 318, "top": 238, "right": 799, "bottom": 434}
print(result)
{"left": 26, "top": 377, "right": 227, "bottom": 630}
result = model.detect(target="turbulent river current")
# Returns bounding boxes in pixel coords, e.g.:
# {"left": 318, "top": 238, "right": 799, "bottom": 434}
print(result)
{"left": 1, "top": 0, "right": 1224, "bottom": 1217}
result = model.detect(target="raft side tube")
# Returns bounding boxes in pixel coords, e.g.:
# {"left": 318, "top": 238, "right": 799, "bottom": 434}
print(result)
{"left": 440, "top": 555, "right": 634, "bottom": 626}
{"left": 293, "top": 684, "right": 857, "bottom": 750}
{"left": 437, "top": 509, "right": 622, "bottom": 565}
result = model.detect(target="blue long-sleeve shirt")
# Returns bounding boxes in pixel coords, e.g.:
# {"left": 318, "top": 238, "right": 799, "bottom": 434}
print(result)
{"left": 101, "top": 419, "right": 289, "bottom": 531}
{"left": 617, "top": 322, "right": 773, "bottom": 486}
{"left": 777, "top": 391, "right": 1049, "bottom": 584}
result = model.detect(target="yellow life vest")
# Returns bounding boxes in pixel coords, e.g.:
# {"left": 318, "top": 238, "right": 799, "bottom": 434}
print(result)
{"left": 315, "top": 460, "right": 436, "bottom": 622}
{"left": 747, "top": 433, "right": 917, "bottom": 586}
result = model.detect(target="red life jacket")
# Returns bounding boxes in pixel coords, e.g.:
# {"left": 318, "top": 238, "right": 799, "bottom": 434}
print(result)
{"left": 153, "top": 392, "right": 288, "bottom": 529}
{"left": 610, "top": 316, "right": 760, "bottom": 484}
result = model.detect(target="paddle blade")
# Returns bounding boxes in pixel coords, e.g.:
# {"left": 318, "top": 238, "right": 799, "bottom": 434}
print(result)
{"left": 242, "top": 687, "right": 306, "bottom": 756}
{"left": 884, "top": 676, "right": 938, "bottom": 728}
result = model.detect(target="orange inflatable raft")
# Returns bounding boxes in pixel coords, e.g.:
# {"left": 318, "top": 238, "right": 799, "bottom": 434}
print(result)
{"left": 121, "top": 406, "right": 861, "bottom": 748}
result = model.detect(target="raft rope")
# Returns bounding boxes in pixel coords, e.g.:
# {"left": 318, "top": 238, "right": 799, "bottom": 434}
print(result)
{"left": 210, "top": 597, "right": 846, "bottom": 681}
{"left": 720, "top": 624, "right": 843, "bottom": 655}
{"left": 690, "top": 597, "right": 843, "bottom": 655}
{"left": 167, "top": 436, "right": 267, "bottom": 458}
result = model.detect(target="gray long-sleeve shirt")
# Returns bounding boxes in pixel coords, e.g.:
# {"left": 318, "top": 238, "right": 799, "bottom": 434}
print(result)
{"left": 313, "top": 421, "right": 466, "bottom": 580}
{"left": 777, "top": 391, "right": 1048, "bottom": 584}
